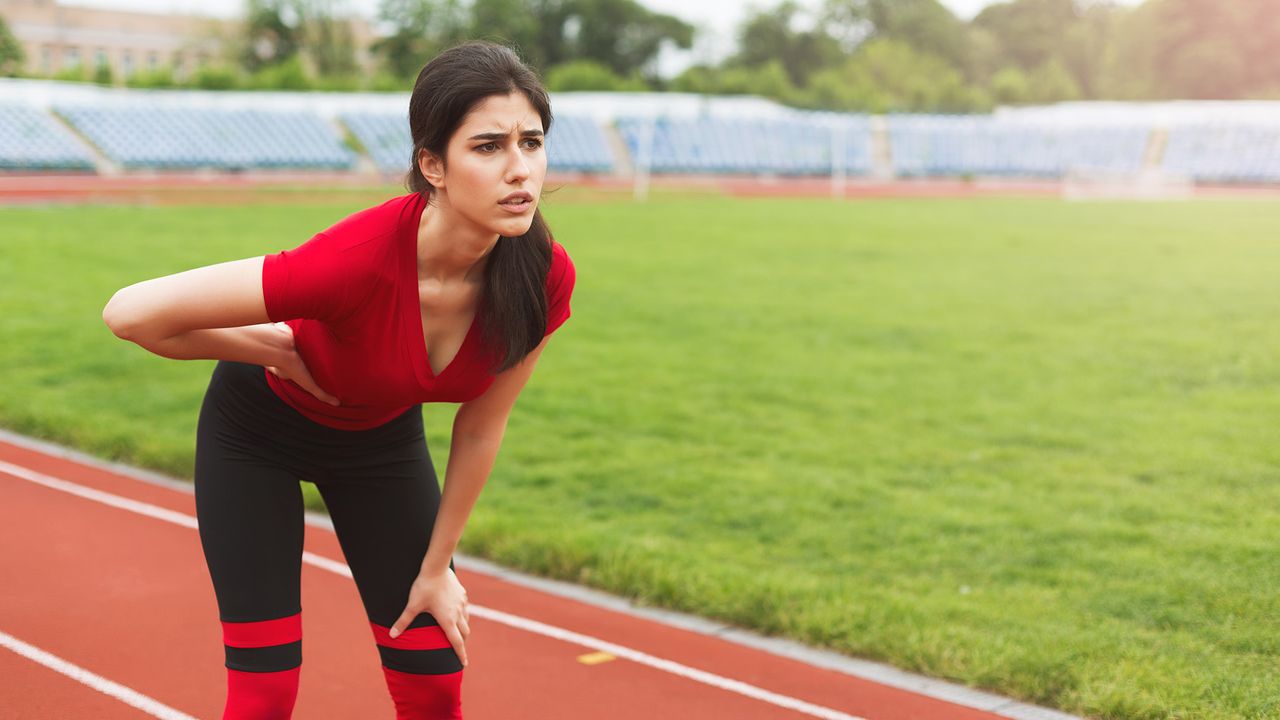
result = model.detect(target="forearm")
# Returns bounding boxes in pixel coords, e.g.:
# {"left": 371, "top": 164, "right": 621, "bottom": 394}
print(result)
{"left": 420, "top": 419, "right": 507, "bottom": 576}
{"left": 130, "top": 323, "right": 292, "bottom": 367}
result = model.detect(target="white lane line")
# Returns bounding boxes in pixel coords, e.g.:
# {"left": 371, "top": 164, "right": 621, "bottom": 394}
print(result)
{"left": 0, "top": 630, "right": 198, "bottom": 720}
{"left": 0, "top": 459, "right": 866, "bottom": 720}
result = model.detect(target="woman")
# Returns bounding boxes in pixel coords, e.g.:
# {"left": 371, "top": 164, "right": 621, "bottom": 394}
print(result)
{"left": 101, "top": 40, "right": 575, "bottom": 719}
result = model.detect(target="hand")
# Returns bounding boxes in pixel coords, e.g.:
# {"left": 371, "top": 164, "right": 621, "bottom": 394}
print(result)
{"left": 388, "top": 568, "right": 470, "bottom": 668}
{"left": 263, "top": 322, "right": 340, "bottom": 406}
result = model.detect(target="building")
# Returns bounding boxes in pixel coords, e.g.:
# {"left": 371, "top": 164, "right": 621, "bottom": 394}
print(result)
{"left": 0, "top": 0, "right": 376, "bottom": 81}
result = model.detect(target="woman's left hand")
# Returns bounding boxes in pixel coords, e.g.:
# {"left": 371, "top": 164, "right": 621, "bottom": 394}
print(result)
{"left": 388, "top": 567, "right": 471, "bottom": 667}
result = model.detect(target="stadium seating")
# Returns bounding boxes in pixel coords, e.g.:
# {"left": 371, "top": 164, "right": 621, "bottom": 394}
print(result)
{"left": 341, "top": 111, "right": 615, "bottom": 174}
{"left": 53, "top": 104, "right": 356, "bottom": 170}
{"left": 615, "top": 114, "right": 872, "bottom": 175}
{"left": 886, "top": 114, "right": 1149, "bottom": 178}
{"left": 339, "top": 112, "right": 410, "bottom": 173}
{"left": 0, "top": 102, "right": 96, "bottom": 171}
{"left": 1162, "top": 123, "right": 1280, "bottom": 183}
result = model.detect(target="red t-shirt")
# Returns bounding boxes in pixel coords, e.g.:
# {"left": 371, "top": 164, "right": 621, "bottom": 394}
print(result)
{"left": 260, "top": 191, "right": 575, "bottom": 430}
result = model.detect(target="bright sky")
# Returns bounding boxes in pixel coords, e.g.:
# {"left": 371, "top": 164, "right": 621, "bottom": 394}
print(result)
{"left": 55, "top": 0, "right": 1144, "bottom": 77}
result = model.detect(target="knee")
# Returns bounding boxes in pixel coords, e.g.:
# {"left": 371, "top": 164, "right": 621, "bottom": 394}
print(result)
{"left": 220, "top": 613, "right": 303, "bottom": 720}
{"left": 372, "top": 619, "right": 464, "bottom": 719}
{"left": 222, "top": 612, "right": 303, "bottom": 673}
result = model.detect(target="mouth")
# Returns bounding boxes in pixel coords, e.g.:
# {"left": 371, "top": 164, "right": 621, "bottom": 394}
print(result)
{"left": 498, "top": 192, "right": 534, "bottom": 213}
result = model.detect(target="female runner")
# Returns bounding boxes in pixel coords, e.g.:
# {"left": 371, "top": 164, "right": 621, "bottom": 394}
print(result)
{"left": 102, "top": 40, "right": 575, "bottom": 719}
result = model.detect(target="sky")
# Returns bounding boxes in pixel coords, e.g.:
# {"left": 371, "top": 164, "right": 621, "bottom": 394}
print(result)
{"left": 54, "top": 0, "right": 1143, "bottom": 77}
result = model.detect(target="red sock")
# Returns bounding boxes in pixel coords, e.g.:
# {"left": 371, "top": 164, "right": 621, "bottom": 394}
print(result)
{"left": 223, "top": 667, "right": 301, "bottom": 720}
{"left": 381, "top": 666, "right": 463, "bottom": 720}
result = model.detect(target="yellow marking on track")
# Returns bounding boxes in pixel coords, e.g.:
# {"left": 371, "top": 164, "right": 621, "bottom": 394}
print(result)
{"left": 577, "top": 651, "right": 617, "bottom": 665}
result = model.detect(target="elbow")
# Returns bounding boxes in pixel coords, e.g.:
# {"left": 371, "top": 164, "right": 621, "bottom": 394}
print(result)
{"left": 102, "top": 288, "right": 150, "bottom": 344}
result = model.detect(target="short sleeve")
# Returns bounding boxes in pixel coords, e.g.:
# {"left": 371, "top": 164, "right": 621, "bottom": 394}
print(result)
{"left": 544, "top": 241, "right": 576, "bottom": 337}
{"left": 261, "top": 232, "right": 352, "bottom": 323}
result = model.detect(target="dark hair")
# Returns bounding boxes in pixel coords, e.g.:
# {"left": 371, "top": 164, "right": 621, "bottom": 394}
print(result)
{"left": 406, "top": 40, "right": 555, "bottom": 374}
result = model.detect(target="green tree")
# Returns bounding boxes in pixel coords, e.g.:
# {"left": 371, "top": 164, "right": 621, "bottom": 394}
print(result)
{"left": 93, "top": 61, "right": 114, "bottom": 86}
{"left": 821, "top": 0, "right": 973, "bottom": 75}
{"left": 191, "top": 65, "right": 241, "bottom": 89}
{"left": 241, "top": 0, "right": 304, "bottom": 71}
{"left": 124, "top": 67, "right": 177, "bottom": 88}
{"left": 799, "top": 37, "right": 975, "bottom": 113}
{"left": 564, "top": 0, "right": 693, "bottom": 83}
{"left": 246, "top": 53, "right": 313, "bottom": 89}
{"left": 972, "top": 0, "right": 1078, "bottom": 71}
{"left": 731, "top": 1, "right": 842, "bottom": 87}
{"left": 302, "top": 0, "right": 359, "bottom": 77}
{"left": 1105, "top": 0, "right": 1270, "bottom": 100}
{"left": 470, "top": 0, "right": 541, "bottom": 65}
{"left": 989, "top": 65, "right": 1031, "bottom": 104}
{"left": 544, "top": 58, "right": 646, "bottom": 90}
{"left": 371, "top": 0, "right": 469, "bottom": 79}
{"left": 0, "top": 15, "right": 24, "bottom": 77}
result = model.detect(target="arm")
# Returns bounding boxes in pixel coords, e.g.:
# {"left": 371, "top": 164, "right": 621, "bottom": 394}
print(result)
{"left": 102, "top": 255, "right": 338, "bottom": 404}
{"left": 385, "top": 334, "right": 554, "bottom": 654}
{"left": 420, "top": 335, "right": 551, "bottom": 577}
{"left": 102, "top": 256, "right": 284, "bottom": 366}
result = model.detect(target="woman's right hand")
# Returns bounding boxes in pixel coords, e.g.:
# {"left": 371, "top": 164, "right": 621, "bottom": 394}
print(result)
{"left": 264, "top": 322, "right": 341, "bottom": 406}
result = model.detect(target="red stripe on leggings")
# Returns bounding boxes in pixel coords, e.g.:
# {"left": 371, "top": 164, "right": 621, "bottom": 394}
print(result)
{"left": 221, "top": 613, "right": 302, "bottom": 648}
{"left": 371, "top": 622, "right": 452, "bottom": 650}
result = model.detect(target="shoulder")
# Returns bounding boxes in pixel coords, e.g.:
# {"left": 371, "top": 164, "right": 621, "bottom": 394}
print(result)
{"left": 316, "top": 192, "right": 419, "bottom": 253}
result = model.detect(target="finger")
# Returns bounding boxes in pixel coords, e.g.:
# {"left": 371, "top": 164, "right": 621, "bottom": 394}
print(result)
{"left": 388, "top": 608, "right": 415, "bottom": 639}
{"left": 458, "top": 614, "right": 470, "bottom": 640}
{"left": 299, "top": 378, "right": 340, "bottom": 406}
{"left": 444, "top": 623, "right": 467, "bottom": 667}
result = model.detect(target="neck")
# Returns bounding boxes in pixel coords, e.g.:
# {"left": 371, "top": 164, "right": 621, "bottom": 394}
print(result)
{"left": 417, "top": 190, "right": 498, "bottom": 283}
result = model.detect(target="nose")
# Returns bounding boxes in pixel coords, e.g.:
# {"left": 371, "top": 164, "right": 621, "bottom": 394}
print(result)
{"left": 504, "top": 145, "right": 530, "bottom": 183}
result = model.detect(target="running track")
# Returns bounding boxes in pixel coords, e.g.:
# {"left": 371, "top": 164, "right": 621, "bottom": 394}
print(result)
{"left": 0, "top": 431, "right": 1081, "bottom": 720}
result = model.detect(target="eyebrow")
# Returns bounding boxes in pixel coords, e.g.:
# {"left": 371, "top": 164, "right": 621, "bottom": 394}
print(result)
{"left": 468, "top": 129, "right": 545, "bottom": 141}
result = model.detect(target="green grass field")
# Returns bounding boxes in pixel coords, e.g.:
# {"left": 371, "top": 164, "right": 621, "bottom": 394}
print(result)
{"left": 3, "top": 191, "right": 1279, "bottom": 719}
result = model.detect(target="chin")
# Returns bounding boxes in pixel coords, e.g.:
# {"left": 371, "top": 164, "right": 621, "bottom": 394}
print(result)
{"left": 498, "top": 217, "right": 536, "bottom": 237}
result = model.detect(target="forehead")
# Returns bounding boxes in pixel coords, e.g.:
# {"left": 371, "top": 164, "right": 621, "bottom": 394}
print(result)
{"left": 455, "top": 93, "right": 543, "bottom": 137}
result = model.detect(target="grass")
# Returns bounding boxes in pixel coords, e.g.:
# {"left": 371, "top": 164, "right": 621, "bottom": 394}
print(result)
{"left": 3, "top": 192, "right": 1280, "bottom": 719}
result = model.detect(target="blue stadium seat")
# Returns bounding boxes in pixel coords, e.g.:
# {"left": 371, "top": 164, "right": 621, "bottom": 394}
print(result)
{"left": 616, "top": 113, "right": 872, "bottom": 176}
{"left": 0, "top": 103, "right": 96, "bottom": 171}
{"left": 54, "top": 104, "right": 355, "bottom": 170}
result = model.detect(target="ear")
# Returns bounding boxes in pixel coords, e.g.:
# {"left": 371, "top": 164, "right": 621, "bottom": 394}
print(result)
{"left": 418, "top": 148, "right": 446, "bottom": 189}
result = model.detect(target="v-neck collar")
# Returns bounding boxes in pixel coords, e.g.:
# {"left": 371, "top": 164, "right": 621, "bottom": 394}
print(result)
{"left": 402, "top": 193, "right": 481, "bottom": 387}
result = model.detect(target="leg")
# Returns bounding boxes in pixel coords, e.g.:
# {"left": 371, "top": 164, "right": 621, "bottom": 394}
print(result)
{"left": 195, "top": 363, "right": 305, "bottom": 719}
{"left": 316, "top": 438, "right": 463, "bottom": 720}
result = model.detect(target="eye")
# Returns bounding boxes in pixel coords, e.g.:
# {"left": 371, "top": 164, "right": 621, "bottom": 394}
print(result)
{"left": 523, "top": 138, "right": 544, "bottom": 150}
{"left": 476, "top": 142, "right": 498, "bottom": 152}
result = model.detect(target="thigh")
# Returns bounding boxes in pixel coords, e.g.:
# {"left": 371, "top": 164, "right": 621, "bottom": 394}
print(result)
{"left": 194, "top": 362, "right": 305, "bottom": 623}
{"left": 316, "top": 440, "right": 455, "bottom": 624}
{"left": 316, "top": 439, "right": 461, "bottom": 672}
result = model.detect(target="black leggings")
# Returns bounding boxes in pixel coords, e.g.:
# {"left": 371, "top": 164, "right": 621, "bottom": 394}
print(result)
{"left": 194, "top": 360, "right": 462, "bottom": 719}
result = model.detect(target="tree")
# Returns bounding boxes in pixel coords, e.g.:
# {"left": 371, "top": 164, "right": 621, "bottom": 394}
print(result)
{"left": 241, "top": 0, "right": 304, "bottom": 71}
{"left": 470, "top": 0, "right": 541, "bottom": 65}
{"left": 371, "top": 0, "right": 469, "bottom": 79}
{"left": 303, "top": 0, "right": 359, "bottom": 77}
{"left": 820, "top": 0, "right": 973, "bottom": 75}
{"left": 0, "top": 15, "right": 23, "bottom": 76}
{"left": 972, "top": 0, "right": 1078, "bottom": 71}
{"left": 731, "top": 1, "right": 842, "bottom": 87}
{"left": 563, "top": 0, "right": 694, "bottom": 83}
{"left": 544, "top": 59, "right": 646, "bottom": 90}
{"left": 799, "top": 38, "right": 977, "bottom": 112}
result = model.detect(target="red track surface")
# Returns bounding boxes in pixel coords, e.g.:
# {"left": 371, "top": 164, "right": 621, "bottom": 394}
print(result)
{"left": 0, "top": 435, "right": 1026, "bottom": 720}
